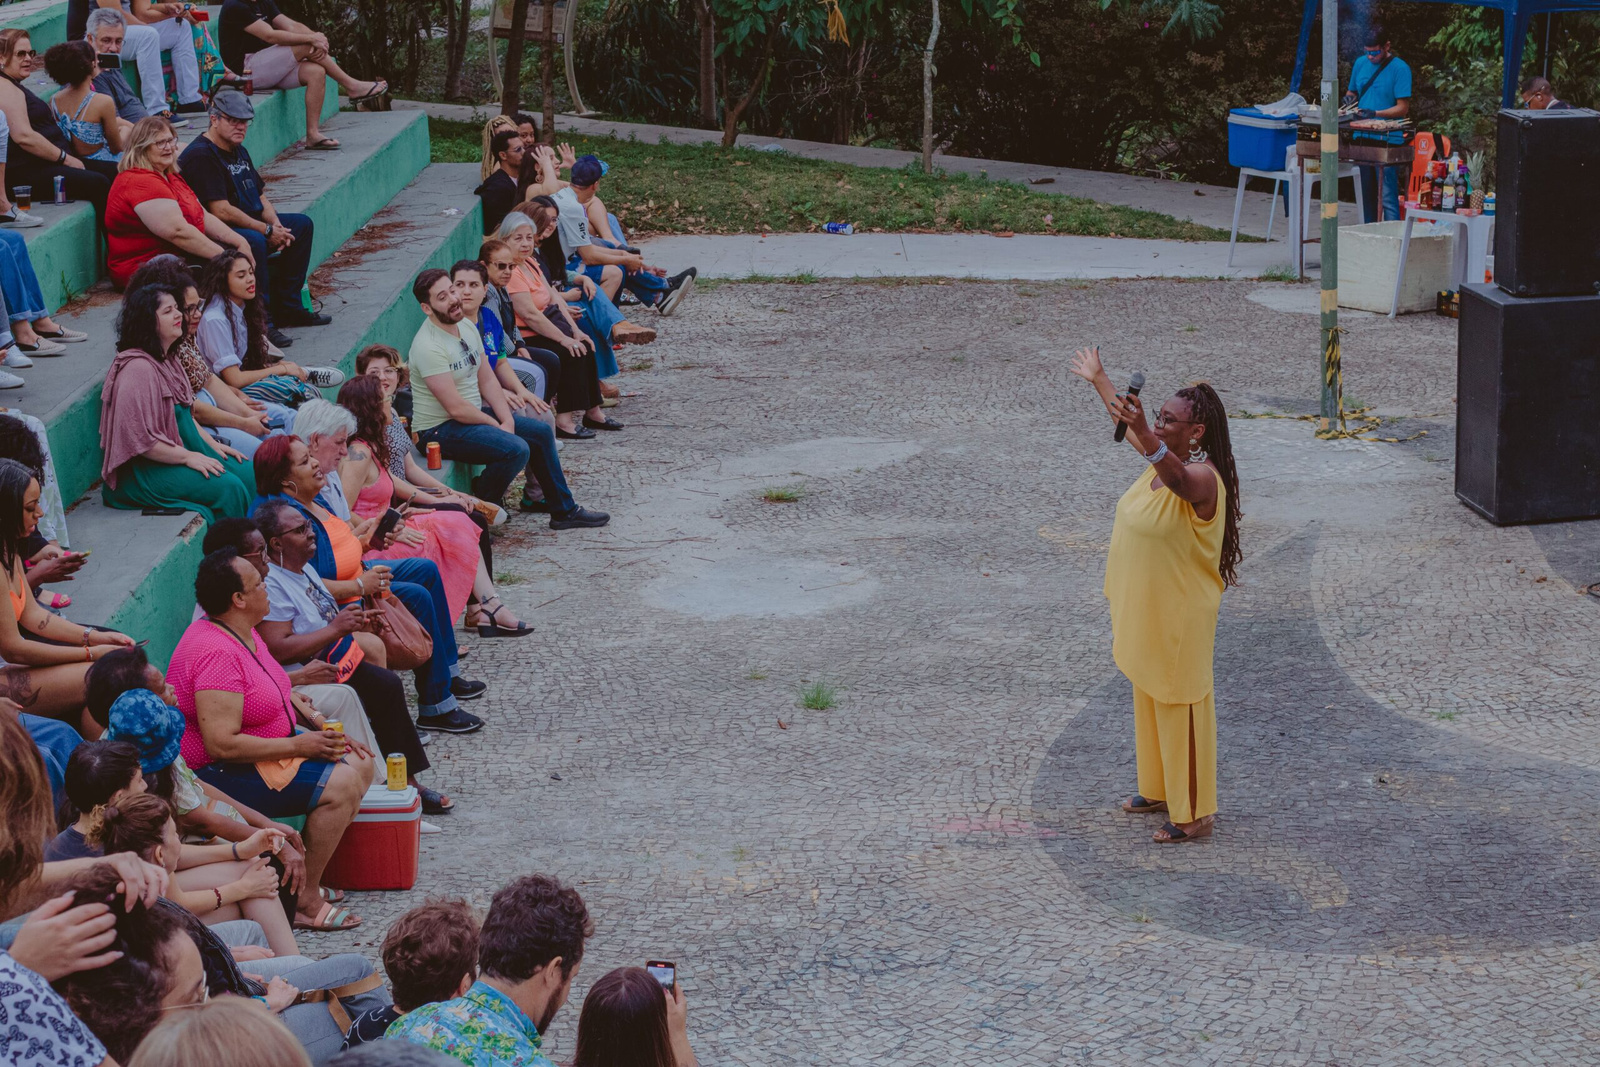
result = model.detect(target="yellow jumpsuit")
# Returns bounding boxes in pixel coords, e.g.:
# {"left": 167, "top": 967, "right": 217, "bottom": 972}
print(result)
{"left": 1103, "top": 465, "right": 1225, "bottom": 823}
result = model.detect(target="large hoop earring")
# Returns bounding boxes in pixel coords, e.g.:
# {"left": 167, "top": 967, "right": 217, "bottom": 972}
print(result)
{"left": 1187, "top": 438, "right": 1207, "bottom": 465}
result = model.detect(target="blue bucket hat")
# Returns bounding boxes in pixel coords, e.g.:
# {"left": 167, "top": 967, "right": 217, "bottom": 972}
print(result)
{"left": 570, "top": 154, "right": 608, "bottom": 187}
{"left": 104, "top": 688, "right": 185, "bottom": 775}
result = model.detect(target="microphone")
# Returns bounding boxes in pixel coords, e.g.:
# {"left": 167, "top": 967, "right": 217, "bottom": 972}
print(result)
{"left": 1113, "top": 371, "right": 1145, "bottom": 443}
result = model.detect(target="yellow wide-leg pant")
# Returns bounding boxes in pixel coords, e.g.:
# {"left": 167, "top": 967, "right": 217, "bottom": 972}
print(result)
{"left": 1133, "top": 686, "right": 1217, "bottom": 824}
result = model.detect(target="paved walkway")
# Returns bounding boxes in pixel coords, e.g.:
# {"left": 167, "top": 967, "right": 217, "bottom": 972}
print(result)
{"left": 392, "top": 99, "right": 1366, "bottom": 234}
{"left": 306, "top": 277, "right": 1600, "bottom": 1066}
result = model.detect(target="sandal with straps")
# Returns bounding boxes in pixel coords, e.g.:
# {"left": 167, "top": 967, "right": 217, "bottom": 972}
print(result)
{"left": 1121, "top": 794, "right": 1167, "bottom": 814}
{"left": 476, "top": 595, "right": 534, "bottom": 639}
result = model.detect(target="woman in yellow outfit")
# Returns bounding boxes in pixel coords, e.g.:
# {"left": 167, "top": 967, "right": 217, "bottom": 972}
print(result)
{"left": 1070, "top": 347, "right": 1242, "bottom": 844}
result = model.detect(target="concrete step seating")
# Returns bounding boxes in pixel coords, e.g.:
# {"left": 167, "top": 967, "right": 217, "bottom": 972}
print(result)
{"left": 2, "top": 1, "right": 486, "bottom": 656}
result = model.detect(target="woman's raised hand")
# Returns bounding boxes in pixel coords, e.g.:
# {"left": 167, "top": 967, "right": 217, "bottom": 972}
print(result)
{"left": 1069, "top": 346, "right": 1104, "bottom": 383}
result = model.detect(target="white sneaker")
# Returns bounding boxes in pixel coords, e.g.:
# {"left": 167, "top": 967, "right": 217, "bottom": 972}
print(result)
{"left": 419, "top": 819, "right": 443, "bottom": 835}
{"left": 304, "top": 367, "right": 346, "bottom": 388}
{"left": 0, "top": 369, "right": 24, "bottom": 389}
{"left": 2, "top": 347, "right": 33, "bottom": 368}
{"left": 0, "top": 209, "right": 42, "bottom": 229}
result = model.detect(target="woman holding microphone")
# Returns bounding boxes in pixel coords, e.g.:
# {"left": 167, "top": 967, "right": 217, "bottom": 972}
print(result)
{"left": 1069, "top": 347, "right": 1241, "bottom": 844}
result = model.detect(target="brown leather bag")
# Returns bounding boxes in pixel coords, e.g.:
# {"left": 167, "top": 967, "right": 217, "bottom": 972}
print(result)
{"left": 366, "top": 591, "right": 433, "bottom": 671}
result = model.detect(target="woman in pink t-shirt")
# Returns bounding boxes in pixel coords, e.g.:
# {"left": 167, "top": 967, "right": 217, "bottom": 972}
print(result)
{"left": 168, "top": 546, "right": 374, "bottom": 932}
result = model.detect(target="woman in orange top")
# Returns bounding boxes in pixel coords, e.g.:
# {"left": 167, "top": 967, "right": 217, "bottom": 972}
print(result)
{"left": 0, "top": 458, "right": 135, "bottom": 730}
{"left": 1070, "top": 347, "right": 1242, "bottom": 844}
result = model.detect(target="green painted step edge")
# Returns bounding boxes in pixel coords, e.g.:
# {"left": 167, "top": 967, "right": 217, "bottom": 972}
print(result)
{"left": 25, "top": 86, "right": 342, "bottom": 314}
{"left": 106, "top": 196, "right": 485, "bottom": 667}
{"left": 45, "top": 109, "right": 428, "bottom": 505}
{"left": 4, "top": 3, "right": 67, "bottom": 52}
{"left": 104, "top": 516, "right": 206, "bottom": 668}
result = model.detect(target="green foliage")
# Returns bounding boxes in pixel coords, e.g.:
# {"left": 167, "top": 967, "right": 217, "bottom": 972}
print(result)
{"left": 428, "top": 117, "right": 1234, "bottom": 239}
{"left": 761, "top": 485, "right": 805, "bottom": 503}
{"left": 798, "top": 680, "right": 838, "bottom": 710}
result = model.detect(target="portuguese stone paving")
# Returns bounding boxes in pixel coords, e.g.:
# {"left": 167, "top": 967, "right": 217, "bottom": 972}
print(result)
{"left": 315, "top": 279, "right": 1600, "bottom": 1065}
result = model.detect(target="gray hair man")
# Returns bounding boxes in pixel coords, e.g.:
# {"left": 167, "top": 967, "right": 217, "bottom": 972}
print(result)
{"left": 84, "top": 9, "right": 148, "bottom": 125}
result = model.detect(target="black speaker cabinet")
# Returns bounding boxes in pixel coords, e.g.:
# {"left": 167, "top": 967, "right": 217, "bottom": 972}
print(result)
{"left": 1456, "top": 283, "right": 1600, "bottom": 524}
{"left": 1494, "top": 108, "right": 1600, "bottom": 298}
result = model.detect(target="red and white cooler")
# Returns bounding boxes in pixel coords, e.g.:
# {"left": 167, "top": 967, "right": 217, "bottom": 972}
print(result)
{"left": 321, "top": 784, "right": 421, "bottom": 891}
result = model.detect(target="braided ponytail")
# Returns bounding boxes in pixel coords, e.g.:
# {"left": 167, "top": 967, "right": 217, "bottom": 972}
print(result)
{"left": 1175, "top": 382, "right": 1242, "bottom": 587}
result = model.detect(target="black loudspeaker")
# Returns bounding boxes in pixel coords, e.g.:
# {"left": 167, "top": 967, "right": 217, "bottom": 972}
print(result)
{"left": 1494, "top": 108, "right": 1600, "bottom": 298}
{"left": 1456, "top": 282, "right": 1600, "bottom": 524}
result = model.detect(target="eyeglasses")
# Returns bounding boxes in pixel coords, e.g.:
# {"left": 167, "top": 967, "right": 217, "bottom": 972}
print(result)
{"left": 181, "top": 303, "right": 202, "bottom": 315}
{"left": 151, "top": 137, "right": 178, "bottom": 149}
{"left": 282, "top": 519, "right": 311, "bottom": 537}
{"left": 12, "top": 48, "right": 37, "bottom": 58}
{"left": 160, "top": 984, "right": 210, "bottom": 1011}
{"left": 1154, "top": 413, "right": 1196, "bottom": 428}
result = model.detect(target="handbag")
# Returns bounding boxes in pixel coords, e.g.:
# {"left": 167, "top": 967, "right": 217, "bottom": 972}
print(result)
{"left": 366, "top": 590, "right": 432, "bottom": 672}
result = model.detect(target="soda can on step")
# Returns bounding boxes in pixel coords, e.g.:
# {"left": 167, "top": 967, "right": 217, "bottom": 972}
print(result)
{"left": 386, "top": 753, "right": 407, "bottom": 791}
{"left": 53, "top": 175, "right": 65, "bottom": 205}
{"left": 426, "top": 441, "right": 442, "bottom": 470}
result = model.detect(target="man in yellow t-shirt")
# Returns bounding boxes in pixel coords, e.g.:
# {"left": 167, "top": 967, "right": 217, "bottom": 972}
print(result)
{"left": 407, "top": 269, "right": 609, "bottom": 529}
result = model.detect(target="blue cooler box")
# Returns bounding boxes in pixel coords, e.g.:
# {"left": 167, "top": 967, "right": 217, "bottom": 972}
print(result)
{"left": 1227, "top": 108, "right": 1299, "bottom": 170}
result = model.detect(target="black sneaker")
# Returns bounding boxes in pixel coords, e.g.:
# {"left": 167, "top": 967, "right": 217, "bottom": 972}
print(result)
{"left": 450, "top": 677, "right": 487, "bottom": 700}
{"left": 173, "top": 99, "right": 208, "bottom": 114}
{"left": 550, "top": 506, "right": 610, "bottom": 530}
{"left": 415, "top": 708, "right": 484, "bottom": 733}
{"left": 266, "top": 326, "right": 295, "bottom": 349}
{"left": 657, "top": 269, "right": 695, "bottom": 316}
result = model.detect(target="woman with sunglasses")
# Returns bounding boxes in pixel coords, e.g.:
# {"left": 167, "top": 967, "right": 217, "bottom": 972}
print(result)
{"left": 1070, "top": 346, "right": 1242, "bottom": 845}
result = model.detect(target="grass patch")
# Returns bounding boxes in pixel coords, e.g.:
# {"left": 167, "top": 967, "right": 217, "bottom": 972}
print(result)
{"left": 1257, "top": 265, "right": 1301, "bottom": 282}
{"left": 494, "top": 573, "right": 526, "bottom": 585}
{"left": 798, "top": 680, "right": 838, "bottom": 711}
{"left": 761, "top": 485, "right": 805, "bottom": 503}
{"left": 746, "top": 668, "right": 769, "bottom": 680}
{"left": 428, "top": 117, "right": 1234, "bottom": 241}
{"left": 625, "top": 358, "right": 654, "bottom": 372}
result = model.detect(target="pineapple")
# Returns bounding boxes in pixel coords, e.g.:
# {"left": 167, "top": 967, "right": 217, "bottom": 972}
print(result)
{"left": 1467, "top": 151, "right": 1486, "bottom": 212}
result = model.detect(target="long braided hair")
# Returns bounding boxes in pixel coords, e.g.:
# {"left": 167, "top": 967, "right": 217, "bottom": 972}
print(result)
{"left": 1174, "top": 382, "right": 1242, "bottom": 587}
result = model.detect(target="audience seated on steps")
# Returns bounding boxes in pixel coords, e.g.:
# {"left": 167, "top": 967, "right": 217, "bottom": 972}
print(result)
{"left": 217, "top": 0, "right": 387, "bottom": 152}
{"left": 45, "top": 41, "right": 128, "bottom": 164}
{"left": 100, "top": 282, "right": 255, "bottom": 523}
{"left": 555, "top": 154, "right": 697, "bottom": 316}
{"left": 84, "top": 642, "right": 317, "bottom": 919}
{"left": 0, "top": 458, "right": 138, "bottom": 731}
{"left": 406, "top": 267, "right": 609, "bottom": 530}
{"left": 129, "top": 996, "right": 312, "bottom": 1067}
{"left": 450, "top": 259, "right": 554, "bottom": 420}
{"left": 198, "top": 250, "right": 344, "bottom": 407}
{"left": 0, "top": 29, "right": 116, "bottom": 218}
{"left": 85, "top": 9, "right": 149, "bottom": 125}
{"left": 128, "top": 255, "right": 286, "bottom": 459}
{"left": 105, "top": 116, "right": 255, "bottom": 288}
{"left": 0, "top": 201, "right": 90, "bottom": 359}
{"left": 181, "top": 90, "right": 331, "bottom": 348}
{"left": 475, "top": 238, "right": 560, "bottom": 405}
{"left": 492, "top": 212, "right": 612, "bottom": 442}
{"left": 573, "top": 966, "right": 699, "bottom": 1067}
{"left": 387, "top": 874, "right": 594, "bottom": 1066}
{"left": 334, "top": 379, "right": 532, "bottom": 639}
{"left": 67, "top": 0, "right": 209, "bottom": 122}
{"left": 250, "top": 435, "right": 489, "bottom": 735}
{"left": 170, "top": 546, "right": 374, "bottom": 934}
{"left": 0, "top": 412, "right": 79, "bottom": 608}
{"left": 516, "top": 133, "right": 572, "bottom": 203}
{"left": 474, "top": 125, "right": 521, "bottom": 237}
{"left": 252, "top": 499, "right": 456, "bottom": 816}
{"left": 341, "top": 898, "right": 479, "bottom": 1049}
{"left": 45, "top": 739, "right": 144, "bottom": 862}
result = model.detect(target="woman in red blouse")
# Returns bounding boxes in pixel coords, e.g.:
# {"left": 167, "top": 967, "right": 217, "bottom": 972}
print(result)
{"left": 105, "top": 117, "right": 253, "bottom": 289}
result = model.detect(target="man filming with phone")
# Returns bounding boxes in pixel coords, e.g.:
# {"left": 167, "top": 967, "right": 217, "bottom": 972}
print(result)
{"left": 83, "top": 10, "right": 147, "bottom": 125}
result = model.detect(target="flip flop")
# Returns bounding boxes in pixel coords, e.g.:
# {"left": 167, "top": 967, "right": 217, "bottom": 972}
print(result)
{"left": 1153, "top": 818, "right": 1214, "bottom": 844}
{"left": 306, "top": 137, "right": 342, "bottom": 151}
{"left": 40, "top": 591, "right": 71, "bottom": 609}
{"left": 317, "top": 885, "right": 345, "bottom": 904}
{"left": 1121, "top": 794, "right": 1168, "bottom": 814}
{"left": 348, "top": 79, "right": 388, "bottom": 103}
{"left": 292, "top": 900, "right": 362, "bottom": 931}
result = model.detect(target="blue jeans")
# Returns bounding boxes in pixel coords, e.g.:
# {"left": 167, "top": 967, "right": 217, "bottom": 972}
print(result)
{"left": 417, "top": 409, "right": 577, "bottom": 514}
{"left": 573, "top": 254, "right": 671, "bottom": 309}
{"left": 371, "top": 557, "right": 460, "bottom": 715}
{"left": 571, "top": 292, "right": 622, "bottom": 379}
{"left": 23, "top": 713, "right": 81, "bottom": 811}
{"left": 234, "top": 212, "right": 314, "bottom": 322}
{"left": 1358, "top": 165, "right": 1401, "bottom": 223}
{"left": 0, "top": 230, "right": 47, "bottom": 322}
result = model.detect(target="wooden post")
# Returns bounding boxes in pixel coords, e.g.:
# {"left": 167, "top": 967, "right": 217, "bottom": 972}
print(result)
{"left": 922, "top": 0, "right": 939, "bottom": 174}
{"left": 1318, "top": 0, "right": 1341, "bottom": 432}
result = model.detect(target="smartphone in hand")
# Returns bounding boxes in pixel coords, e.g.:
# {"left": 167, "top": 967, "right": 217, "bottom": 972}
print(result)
{"left": 645, "top": 960, "right": 675, "bottom": 991}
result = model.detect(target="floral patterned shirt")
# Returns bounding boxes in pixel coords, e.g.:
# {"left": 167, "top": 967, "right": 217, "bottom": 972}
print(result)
{"left": 385, "top": 981, "right": 555, "bottom": 1067}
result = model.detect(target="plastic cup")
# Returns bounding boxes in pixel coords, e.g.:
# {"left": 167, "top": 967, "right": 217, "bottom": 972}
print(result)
{"left": 14, "top": 186, "right": 31, "bottom": 211}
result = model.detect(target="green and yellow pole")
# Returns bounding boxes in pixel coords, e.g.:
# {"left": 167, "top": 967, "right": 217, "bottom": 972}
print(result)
{"left": 1318, "top": 0, "right": 1342, "bottom": 434}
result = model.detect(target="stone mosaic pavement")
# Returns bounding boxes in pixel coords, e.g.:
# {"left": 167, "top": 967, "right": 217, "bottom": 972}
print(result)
{"left": 315, "top": 279, "right": 1600, "bottom": 1065}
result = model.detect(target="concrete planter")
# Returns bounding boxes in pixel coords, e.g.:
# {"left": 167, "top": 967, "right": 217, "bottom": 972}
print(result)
{"left": 1338, "top": 220, "right": 1456, "bottom": 315}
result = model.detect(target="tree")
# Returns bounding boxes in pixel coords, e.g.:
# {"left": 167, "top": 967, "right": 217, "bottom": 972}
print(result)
{"left": 441, "top": 0, "right": 471, "bottom": 101}
{"left": 540, "top": 0, "right": 556, "bottom": 142}
{"left": 500, "top": 0, "right": 532, "bottom": 115}
{"left": 692, "top": 0, "right": 717, "bottom": 127}
{"left": 922, "top": 0, "right": 1037, "bottom": 173}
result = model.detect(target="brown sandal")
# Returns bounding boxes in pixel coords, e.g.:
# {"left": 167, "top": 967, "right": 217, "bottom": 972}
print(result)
{"left": 1153, "top": 817, "right": 1214, "bottom": 844}
{"left": 1121, "top": 794, "right": 1167, "bottom": 814}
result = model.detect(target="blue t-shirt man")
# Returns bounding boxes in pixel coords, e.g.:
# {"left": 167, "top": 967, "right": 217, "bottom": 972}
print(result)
{"left": 1345, "top": 37, "right": 1412, "bottom": 222}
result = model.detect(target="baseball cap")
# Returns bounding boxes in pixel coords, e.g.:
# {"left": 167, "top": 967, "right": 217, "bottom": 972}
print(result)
{"left": 571, "top": 154, "right": 608, "bottom": 186}
{"left": 210, "top": 88, "right": 255, "bottom": 121}
{"left": 105, "top": 688, "right": 185, "bottom": 775}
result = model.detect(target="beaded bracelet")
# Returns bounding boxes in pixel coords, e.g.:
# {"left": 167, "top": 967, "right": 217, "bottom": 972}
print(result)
{"left": 1144, "top": 442, "right": 1169, "bottom": 465}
